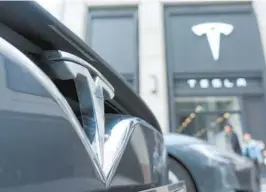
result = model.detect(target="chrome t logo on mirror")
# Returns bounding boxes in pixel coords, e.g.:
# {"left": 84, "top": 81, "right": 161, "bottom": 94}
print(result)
{"left": 192, "top": 22, "right": 234, "bottom": 61}
{"left": 43, "top": 50, "right": 115, "bottom": 179}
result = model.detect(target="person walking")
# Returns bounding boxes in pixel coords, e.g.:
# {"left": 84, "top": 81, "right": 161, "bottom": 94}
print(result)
{"left": 262, "top": 149, "right": 266, "bottom": 178}
{"left": 263, "top": 150, "right": 266, "bottom": 166}
{"left": 223, "top": 124, "right": 242, "bottom": 155}
{"left": 242, "top": 133, "right": 263, "bottom": 190}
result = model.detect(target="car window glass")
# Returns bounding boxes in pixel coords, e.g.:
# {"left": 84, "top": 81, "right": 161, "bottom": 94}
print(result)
{"left": 4, "top": 55, "right": 49, "bottom": 96}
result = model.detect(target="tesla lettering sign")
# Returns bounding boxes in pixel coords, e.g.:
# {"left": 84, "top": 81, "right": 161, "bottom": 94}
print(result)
{"left": 187, "top": 78, "right": 247, "bottom": 89}
{"left": 192, "top": 22, "right": 234, "bottom": 61}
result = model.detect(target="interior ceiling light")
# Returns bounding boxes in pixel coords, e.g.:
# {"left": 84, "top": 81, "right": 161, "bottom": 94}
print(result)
{"left": 223, "top": 113, "right": 230, "bottom": 119}
{"left": 190, "top": 113, "right": 196, "bottom": 118}
{"left": 195, "top": 129, "right": 206, "bottom": 137}
{"left": 195, "top": 105, "right": 202, "bottom": 113}
{"left": 215, "top": 117, "right": 224, "bottom": 123}
{"left": 176, "top": 127, "right": 182, "bottom": 133}
{"left": 185, "top": 118, "right": 191, "bottom": 123}
{"left": 177, "top": 124, "right": 187, "bottom": 133}
{"left": 180, "top": 113, "right": 196, "bottom": 130}
{"left": 210, "top": 122, "right": 216, "bottom": 127}
{"left": 182, "top": 122, "right": 188, "bottom": 127}
{"left": 177, "top": 111, "right": 198, "bottom": 133}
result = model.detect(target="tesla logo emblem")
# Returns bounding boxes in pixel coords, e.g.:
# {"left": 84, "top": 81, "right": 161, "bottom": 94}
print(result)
{"left": 192, "top": 22, "right": 234, "bottom": 61}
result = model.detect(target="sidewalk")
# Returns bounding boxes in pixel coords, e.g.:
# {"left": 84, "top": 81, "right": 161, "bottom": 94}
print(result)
{"left": 262, "top": 178, "right": 266, "bottom": 192}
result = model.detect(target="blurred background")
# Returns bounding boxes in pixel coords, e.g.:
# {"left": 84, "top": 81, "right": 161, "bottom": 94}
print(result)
{"left": 37, "top": 0, "right": 266, "bottom": 151}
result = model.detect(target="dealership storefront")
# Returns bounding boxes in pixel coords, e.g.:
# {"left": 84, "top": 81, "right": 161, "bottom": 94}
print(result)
{"left": 40, "top": 0, "right": 266, "bottom": 137}
{"left": 164, "top": 2, "right": 266, "bottom": 146}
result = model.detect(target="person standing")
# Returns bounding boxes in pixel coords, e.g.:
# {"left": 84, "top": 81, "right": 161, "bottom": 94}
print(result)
{"left": 242, "top": 133, "right": 263, "bottom": 190}
{"left": 262, "top": 149, "right": 266, "bottom": 178}
{"left": 263, "top": 150, "right": 266, "bottom": 166}
{"left": 242, "top": 133, "right": 263, "bottom": 163}
{"left": 257, "top": 140, "right": 265, "bottom": 151}
{"left": 224, "top": 124, "right": 242, "bottom": 155}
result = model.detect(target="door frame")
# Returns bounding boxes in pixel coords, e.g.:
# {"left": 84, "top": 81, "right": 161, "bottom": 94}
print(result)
{"left": 240, "top": 94, "right": 266, "bottom": 135}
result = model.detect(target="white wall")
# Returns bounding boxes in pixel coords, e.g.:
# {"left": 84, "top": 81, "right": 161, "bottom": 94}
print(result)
{"left": 36, "top": 0, "right": 64, "bottom": 20}
{"left": 138, "top": 1, "right": 169, "bottom": 133}
{"left": 253, "top": 1, "right": 266, "bottom": 63}
{"left": 61, "top": 0, "right": 88, "bottom": 40}
{"left": 37, "top": 0, "right": 88, "bottom": 40}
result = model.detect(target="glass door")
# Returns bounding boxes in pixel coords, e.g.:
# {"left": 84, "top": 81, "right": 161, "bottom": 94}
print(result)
{"left": 175, "top": 96, "right": 244, "bottom": 149}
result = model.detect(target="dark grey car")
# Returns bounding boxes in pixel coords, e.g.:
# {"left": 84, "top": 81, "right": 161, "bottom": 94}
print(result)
{"left": 0, "top": 1, "right": 185, "bottom": 192}
{"left": 165, "top": 133, "right": 258, "bottom": 192}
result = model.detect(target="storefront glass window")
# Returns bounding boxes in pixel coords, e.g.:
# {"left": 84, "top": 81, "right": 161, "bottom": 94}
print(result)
{"left": 175, "top": 96, "right": 244, "bottom": 149}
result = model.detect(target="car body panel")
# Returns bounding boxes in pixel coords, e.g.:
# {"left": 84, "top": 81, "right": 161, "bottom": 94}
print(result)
{"left": 165, "top": 133, "right": 258, "bottom": 192}
{"left": 167, "top": 144, "right": 238, "bottom": 192}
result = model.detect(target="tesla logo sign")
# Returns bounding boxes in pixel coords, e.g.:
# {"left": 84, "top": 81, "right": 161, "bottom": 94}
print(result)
{"left": 192, "top": 22, "right": 234, "bottom": 61}
{"left": 187, "top": 78, "right": 247, "bottom": 89}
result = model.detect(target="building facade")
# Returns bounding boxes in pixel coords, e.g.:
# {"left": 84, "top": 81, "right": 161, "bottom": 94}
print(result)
{"left": 39, "top": 0, "right": 266, "bottom": 146}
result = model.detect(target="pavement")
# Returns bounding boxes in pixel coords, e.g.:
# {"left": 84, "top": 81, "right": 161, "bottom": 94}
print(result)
{"left": 262, "top": 178, "right": 266, "bottom": 192}
{"left": 262, "top": 184, "right": 266, "bottom": 192}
